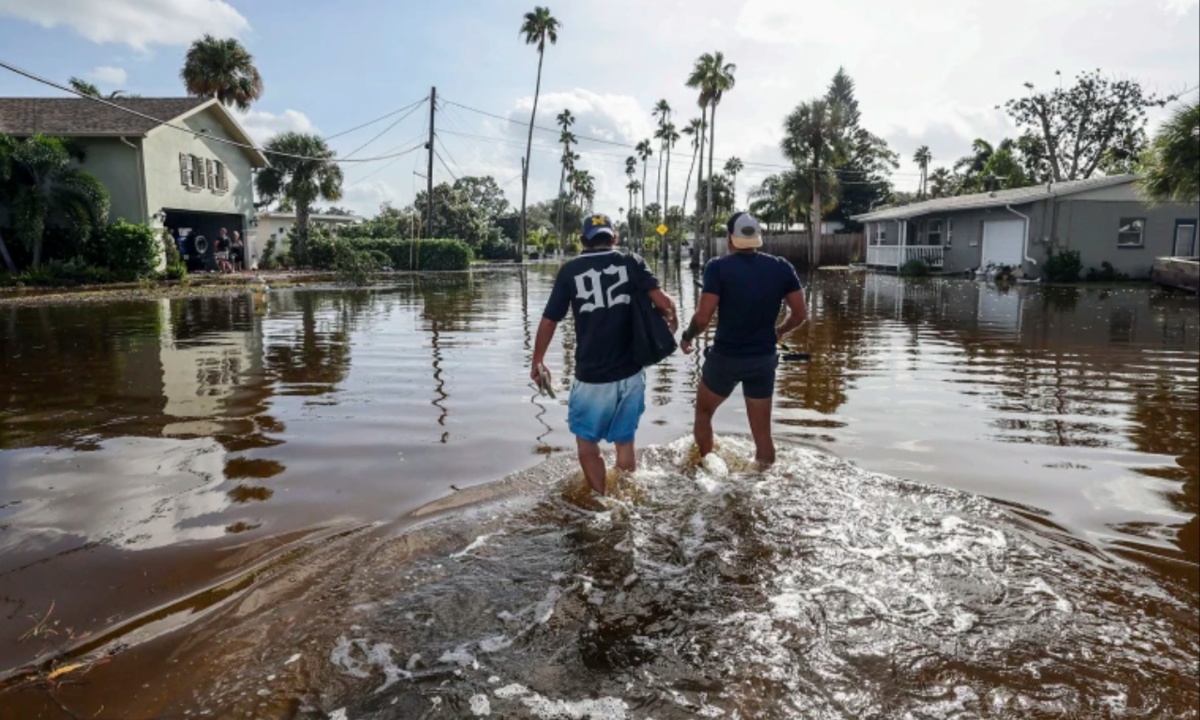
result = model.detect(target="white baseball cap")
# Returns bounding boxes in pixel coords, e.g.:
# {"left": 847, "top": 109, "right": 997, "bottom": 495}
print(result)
{"left": 727, "top": 212, "right": 763, "bottom": 250}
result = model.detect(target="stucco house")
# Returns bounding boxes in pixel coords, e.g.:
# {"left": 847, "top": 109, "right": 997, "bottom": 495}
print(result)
{"left": 257, "top": 211, "right": 361, "bottom": 257}
{"left": 855, "top": 175, "right": 1200, "bottom": 279}
{"left": 0, "top": 96, "right": 269, "bottom": 265}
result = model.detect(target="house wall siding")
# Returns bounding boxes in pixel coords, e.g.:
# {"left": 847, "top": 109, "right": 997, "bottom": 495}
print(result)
{"left": 1053, "top": 199, "right": 1199, "bottom": 279}
{"left": 939, "top": 203, "right": 1045, "bottom": 274}
{"left": 74, "top": 138, "right": 144, "bottom": 223}
{"left": 141, "top": 109, "right": 256, "bottom": 231}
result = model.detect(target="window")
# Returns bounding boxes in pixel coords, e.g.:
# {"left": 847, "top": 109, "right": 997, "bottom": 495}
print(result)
{"left": 946, "top": 217, "right": 953, "bottom": 247}
{"left": 927, "top": 219, "right": 942, "bottom": 246}
{"left": 876, "top": 223, "right": 887, "bottom": 244}
{"left": 214, "top": 161, "right": 228, "bottom": 192}
{"left": 1118, "top": 218, "right": 1144, "bottom": 247}
{"left": 179, "top": 153, "right": 197, "bottom": 187}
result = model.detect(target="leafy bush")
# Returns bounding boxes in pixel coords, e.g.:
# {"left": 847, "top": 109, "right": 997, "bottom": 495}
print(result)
{"left": 0, "top": 256, "right": 115, "bottom": 287}
{"left": 100, "top": 220, "right": 159, "bottom": 279}
{"left": 332, "top": 243, "right": 388, "bottom": 286}
{"left": 259, "top": 236, "right": 280, "bottom": 269}
{"left": 899, "top": 258, "right": 930, "bottom": 277}
{"left": 1043, "top": 248, "right": 1082, "bottom": 282}
{"left": 1086, "top": 261, "right": 1128, "bottom": 282}
{"left": 161, "top": 228, "right": 187, "bottom": 281}
{"left": 306, "top": 234, "right": 472, "bottom": 271}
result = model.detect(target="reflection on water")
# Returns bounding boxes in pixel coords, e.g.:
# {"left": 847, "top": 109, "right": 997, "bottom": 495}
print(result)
{"left": 0, "top": 269, "right": 1197, "bottom": 716}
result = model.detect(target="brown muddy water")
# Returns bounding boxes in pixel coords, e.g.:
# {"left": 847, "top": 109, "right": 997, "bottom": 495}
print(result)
{"left": 0, "top": 267, "right": 1196, "bottom": 719}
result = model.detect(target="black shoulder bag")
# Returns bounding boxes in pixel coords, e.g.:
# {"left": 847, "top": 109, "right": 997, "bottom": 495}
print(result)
{"left": 623, "top": 251, "right": 677, "bottom": 367}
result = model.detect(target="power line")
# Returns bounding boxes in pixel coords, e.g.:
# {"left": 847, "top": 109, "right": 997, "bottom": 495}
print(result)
{"left": 345, "top": 142, "right": 428, "bottom": 187}
{"left": 342, "top": 100, "right": 428, "bottom": 159}
{"left": 434, "top": 148, "right": 459, "bottom": 182}
{"left": 434, "top": 134, "right": 465, "bottom": 178}
{"left": 0, "top": 58, "right": 425, "bottom": 164}
{"left": 322, "top": 96, "right": 428, "bottom": 142}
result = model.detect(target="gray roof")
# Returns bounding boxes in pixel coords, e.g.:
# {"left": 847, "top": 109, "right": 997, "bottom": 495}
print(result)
{"left": 0, "top": 97, "right": 211, "bottom": 136}
{"left": 854, "top": 174, "right": 1138, "bottom": 222}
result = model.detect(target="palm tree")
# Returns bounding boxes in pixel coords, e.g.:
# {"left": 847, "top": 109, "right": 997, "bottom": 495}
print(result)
{"left": 625, "top": 155, "right": 637, "bottom": 234}
{"left": 555, "top": 108, "right": 576, "bottom": 247}
{"left": 0, "top": 134, "right": 109, "bottom": 270}
{"left": 652, "top": 100, "right": 671, "bottom": 213}
{"left": 782, "top": 98, "right": 847, "bottom": 266}
{"left": 658, "top": 122, "right": 681, "bottom": 262}
{"left": 913, "top": 145, "right": 932, "bottom": 198}
{"left": 680, "top": 117, "right": 703, "bottom": 220}
{"left": 1140, "top": 99, "right": 1200, "bottom": 203}
{"left": 928, "top": 167, "right": 956, "bottom": 198}
{"left": 69, "top": 77, "right": 138, "bottom": 100}
{"left": 254, "top": 132, "right": 343, "bottom": 263}
{"left": 724, "top": 156, "right": 744, "bottom": 211}
{"left": 629, "top": 180, "right": 642, "bottom": 231}
{"left": 181, "top": 35, "right": 264, "bottom": 111}
{"left": 687, "top": 52, "right": 736, "bottom": 255}
{"left": 636, "top": 139, "right": 653, "bottom": 246}
{"left": 517, "top": 6, "right": 561, "bottom": 262}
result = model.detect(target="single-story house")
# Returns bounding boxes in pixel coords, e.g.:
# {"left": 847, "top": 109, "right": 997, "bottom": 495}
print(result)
{"left": 854, "top": 175, "right": 1200, "bottom": 279}
{"left": 0, "top": 96, "right": 269, "bottom": 267}
{"left": 256, "top": 211, "right": 361, "bottom": 257}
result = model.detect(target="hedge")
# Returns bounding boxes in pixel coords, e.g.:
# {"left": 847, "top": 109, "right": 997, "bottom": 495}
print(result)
{"left": 307, "top": 236, "right": 472, "bottom": 271}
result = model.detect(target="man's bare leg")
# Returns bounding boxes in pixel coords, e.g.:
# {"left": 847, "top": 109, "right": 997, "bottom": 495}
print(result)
{"left": 693, "top": 381, "right": 728, "bottom": 457}
{"left": 576, "top": 437, "right": 607, "bottom": 493}
{"left": 615, "top": 441, "right": 636, "bottom": 474}
{"left": 745, "top": 395, "right": 776, "bottom": 466}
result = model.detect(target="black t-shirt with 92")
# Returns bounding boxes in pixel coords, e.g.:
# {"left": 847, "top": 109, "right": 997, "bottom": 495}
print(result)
{"left": 543, "top": 248, "right": 659, "bottom": 384}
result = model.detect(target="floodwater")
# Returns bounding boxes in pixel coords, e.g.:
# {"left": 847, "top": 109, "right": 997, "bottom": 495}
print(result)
{"left": 0, "top": 268, "right": 1196, "bottom": 719}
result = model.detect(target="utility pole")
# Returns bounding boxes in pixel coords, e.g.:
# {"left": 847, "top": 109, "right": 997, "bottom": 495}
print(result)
{"left": 426, "top": 86, "right": 436, "bottom": 239}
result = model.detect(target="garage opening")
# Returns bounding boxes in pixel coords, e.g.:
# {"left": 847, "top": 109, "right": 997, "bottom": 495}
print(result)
{"left": 981, "top": 219, "right": 1024, "bottom": 268}
{"left": 163, "top": 209, "right": 245, "bottom": 272}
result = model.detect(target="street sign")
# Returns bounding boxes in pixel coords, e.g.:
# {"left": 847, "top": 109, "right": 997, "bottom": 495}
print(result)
{"left": 656, "top": 224, "right": 668, "bottom": 236}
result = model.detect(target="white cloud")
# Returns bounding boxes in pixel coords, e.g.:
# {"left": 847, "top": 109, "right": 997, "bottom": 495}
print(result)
{"left": 87, "top": 65, "right": 128, "bottom": 88}
{"left": 1161, "top": 0, "right": 1199, "bottom": 14}
{"left": 0, "top": 0, "right": 249, "bottom": 50}
{"left": 233, "top": 109, "right": 319, "bottom": 144}
{"left": 339, "top": 182, "right": 402, "bottom": 217}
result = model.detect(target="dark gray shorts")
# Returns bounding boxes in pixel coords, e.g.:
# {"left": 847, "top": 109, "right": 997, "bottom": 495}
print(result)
{"left": 701, "top": 349, "right": 779, "bottom": 399}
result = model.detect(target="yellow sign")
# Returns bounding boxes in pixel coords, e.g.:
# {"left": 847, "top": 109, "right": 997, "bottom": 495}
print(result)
{"left": 656, "top": 224, "right": 668, "bottom": 236}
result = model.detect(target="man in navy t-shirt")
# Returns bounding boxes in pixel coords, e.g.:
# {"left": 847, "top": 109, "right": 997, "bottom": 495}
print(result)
{"left": 679, "top": 212, "right": 807, "bottom": 465}
{"left": 533, "top": 213, "right": 678, "bottom": 493}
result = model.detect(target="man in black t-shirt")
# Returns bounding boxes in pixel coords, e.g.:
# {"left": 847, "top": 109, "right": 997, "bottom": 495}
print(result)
{"left": 533, "top": 214, "right": 678, "bottom": 493}
{"left": 679, "top": 212, "right": 808, "bottom": 466}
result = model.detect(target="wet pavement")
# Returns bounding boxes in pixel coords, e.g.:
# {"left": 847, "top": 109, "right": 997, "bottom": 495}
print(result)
{"left": 0, "top": 267, "right": 1196, "bottom": 718}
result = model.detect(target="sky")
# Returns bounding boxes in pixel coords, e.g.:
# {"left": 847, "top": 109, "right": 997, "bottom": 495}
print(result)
{"left": 1, "top": 0, "right": 1197, "bottom": 218}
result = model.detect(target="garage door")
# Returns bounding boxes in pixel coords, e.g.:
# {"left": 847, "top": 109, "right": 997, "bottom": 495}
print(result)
{"left": 981, "top": 219, "right": 1024, "bottom": 268}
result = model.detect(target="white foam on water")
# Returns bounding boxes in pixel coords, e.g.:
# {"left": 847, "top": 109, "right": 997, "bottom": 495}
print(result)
{"left": 329, "top": 637, "right": 412, "bottom": 693}
{"left": 329, "top": 710, "right": 348, "bottom": 720}
{"left": 514, "top": 691, "right": 629, "bottom": 719}
{"left": 469, "top": 694, "right": 491, "bottom": 715}
{"left": 494, "top": 683, "right": 530, "bottom": 699}
{"left": 451, "top": 531, "right": 505, "bottom": 558}
{"left": 478, "top": 635, "right": 512, "bottom": 653}
{"left": 284, "top": 653, "right": 301, "bottom": 666}
{"left": 438, "top": 644, "right": 478, "bottom": 668}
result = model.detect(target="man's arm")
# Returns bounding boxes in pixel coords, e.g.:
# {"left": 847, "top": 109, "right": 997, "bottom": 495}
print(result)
{"left": 531, "top": 317, "right": 558, "bottom": 383}
{"left": 647, "top": 288, "right": 679, "bottom": 333}
{"left": 775, "top": 290, "right": 808, "bottom": 342}
{"left": 680, "top": 292, "right": 720, "bottom": 354}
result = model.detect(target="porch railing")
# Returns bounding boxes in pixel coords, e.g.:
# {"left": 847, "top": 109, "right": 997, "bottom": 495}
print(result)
{"left": 867, "top": 244, "right": 944, "bottom": 269}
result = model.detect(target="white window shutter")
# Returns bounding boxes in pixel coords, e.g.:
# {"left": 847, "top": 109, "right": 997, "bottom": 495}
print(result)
{"left": 180, "top": 153, "right": 189, "bottom": 186}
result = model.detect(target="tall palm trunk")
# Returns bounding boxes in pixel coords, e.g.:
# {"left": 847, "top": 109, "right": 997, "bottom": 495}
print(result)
{"left": 663, "top": 142, "right": 671, "bottom": 263}
{"left": 640, "top": 163, "right": 649, "bottom": 254}
{"left": 296, "top": 201, "right": 311, "bottom": 263}
{"left": 518, "top": 47, "right": 545, "bottom": 262}
{"left": 706, "top": 104, "right": 718, "bottom": 259}
{"left": 682, "top": 142, "right": 698, "bottom": 220}
{"left": 555, "top": 161, "right": 566, "bottom": 250}
{"left": 693, "top": 106, "right": 707, "bottom": 268}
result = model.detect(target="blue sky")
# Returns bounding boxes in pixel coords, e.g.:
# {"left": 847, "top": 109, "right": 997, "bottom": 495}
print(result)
{"left": 2, "top": 0, "right": 1198, "bottom": 216}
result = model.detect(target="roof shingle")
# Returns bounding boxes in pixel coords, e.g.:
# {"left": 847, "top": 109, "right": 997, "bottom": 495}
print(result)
{"left": 854, "top": 174, "right": 1139, "bottom": 222}
{"left": 0, "top": 97, "right": 211, "bottom": 136}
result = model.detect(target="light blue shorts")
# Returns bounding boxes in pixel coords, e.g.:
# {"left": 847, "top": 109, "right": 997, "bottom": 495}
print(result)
{"left": 568, "top": 371, "right": 646, "bottom": 444}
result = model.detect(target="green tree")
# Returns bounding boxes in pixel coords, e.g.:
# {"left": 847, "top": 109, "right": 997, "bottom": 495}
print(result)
{"left": 1002, "top": 70, "right": 1172, "bottom": 181}
{"left": 555, "top": 108, "right": 576, "bottom": 246}
{"left": 652, "top": 100, "right": 671, "bottom": 215}
{"left": 724, "top": 156, "right": 744, "bottom": 211}
{"left": 635, "top": 138, "right": 653, "bottom": 243}
{"left": 254, "top": 132, "right": 344, "bottom": 262}
{"left": 782, "top": 98, "right": 846, "bottom": 263}
{"left": 1140, "top": 100, "right": 1199, "bottom": 203}
{"left": 695, "top": 174, "right": 734, "bottom": 220}
{"left": 979, "top": 139, "right": 1030, "bottom": 190}
{"left": 414, "top": 183, "right": 490, "bottom": 246}
{"left": 453, "top": 175, "right": 509, "bottom": 220}
{"left": 824, "top": 68, "right": 897, "bottom": 230}
{"left": 181, "top": 34, "right": 264, "bottom": 111}
{"left": 69, "top": 76, "right": 138, "bottom": 100}
{"left": 517, "top": 6, "right": 561, "bottom": 260}
{"left": 0, "top": 133, "right": 109, "bottom": 269}
{"left": 686, "top": 51, "right": 736, "bottom": 254}
{"left": 658, "top": 121, "right": 681, "bottom": 261}
{"left": 928, "top": 167, "right": 956, "bottom": 198}
{"left": 913, "top": 145, "right": 932, "bottom": 198}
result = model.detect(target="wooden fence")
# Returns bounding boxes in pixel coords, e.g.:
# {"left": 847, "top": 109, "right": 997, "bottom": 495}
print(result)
{"left": 712, "top": 233, "right": 865, "bottom": 268}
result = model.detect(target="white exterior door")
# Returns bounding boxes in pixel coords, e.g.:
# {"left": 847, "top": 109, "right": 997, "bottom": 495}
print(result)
{"left": 1174, "top": 222, "right": 1197, "bottom": 257}
{"left": 981, "top": 219, "right": 1024, "bottom": 267}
